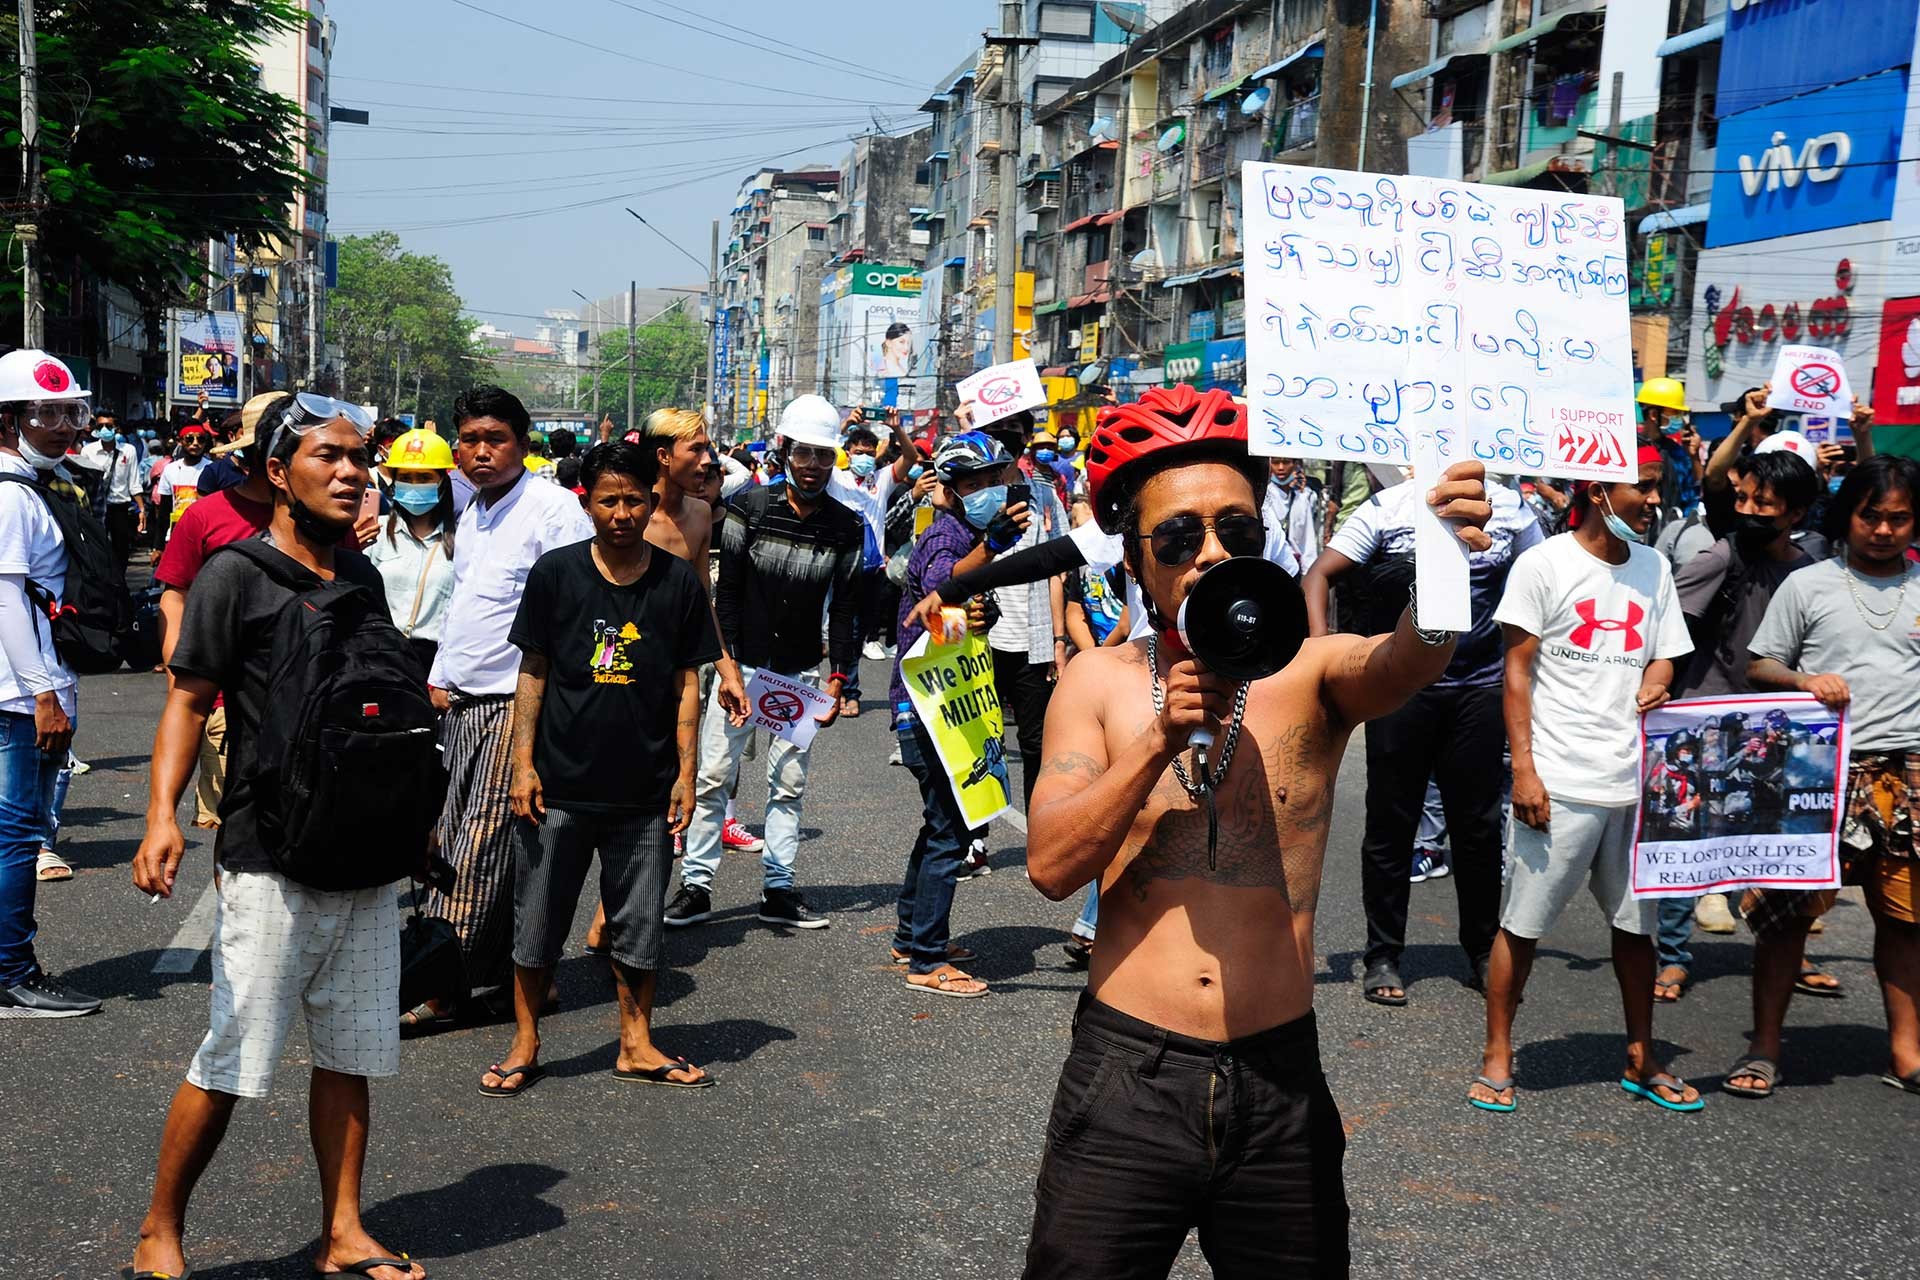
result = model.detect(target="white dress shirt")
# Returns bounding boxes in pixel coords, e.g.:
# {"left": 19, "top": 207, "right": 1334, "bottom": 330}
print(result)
{"left": 428, "top": 471, "right": 593, "bottom": 696}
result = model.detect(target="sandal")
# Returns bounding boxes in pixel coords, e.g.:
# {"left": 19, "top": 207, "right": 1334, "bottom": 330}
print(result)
{"left": 1362, "top": 960, "right": 1407, "bottom": 1007}
{"left": 312, "top": 1253, "right": 423, "bottom": 1278}
{"left": 613, "top": 1056, "right": 715, "bottom": 1089}
{"left": 1653, "top": 965, "right": 1688, "bottom": 1003}
{"left": 477, "top": 1062, "right": 544, "bottom": 1099}
{"left": 35, "top": 849, "right": 73, "bottom": 882}
{"left": 905, "top": 965, "right": 988, "bottom": 999}
{"left": 123, "top": 1269, "right": 194, "bottom": 1280}
{"left": 1723, "top": 1055, "right": 1780, "bottom": 1100}
{"left": 1793, "top": 965, "right": 1845, "bottom": 999}
{"left": 1880, "top": 1066, "right": 1920, "bottom": 1097}
{"left": 1620, "top": 1071, "right": 1706, "bottom": 1112}
{"left": 399, "top": 1001, "right": 457, "bottom": 1031}
{"left": 889, "top": 944, "right": 977, "bottom": 966}
{"left": 1467, "top": 1074, "right": 1516, "bottom": 1112}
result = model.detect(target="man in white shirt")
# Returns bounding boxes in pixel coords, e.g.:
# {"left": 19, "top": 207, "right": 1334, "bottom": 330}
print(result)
{"left": 830, "top": 408, "right": 920, "bottom": 692}
{"left": 155, "top": 424, "right": 212, "bottom": 533}
{"left": 1470, "top": 446, "right": 1699, "bottom": 1114}
{"left": 0, "top": 350, "right": 99, "bottom": 1018}
{"left": 415, "top": 386, "right": 592, "bottom": 1024}
{"left": 1261, "top": 457, "right": 1323, "bottom": 572}
{"left": 79, "top": 410, "right": 147, "bottom": 568}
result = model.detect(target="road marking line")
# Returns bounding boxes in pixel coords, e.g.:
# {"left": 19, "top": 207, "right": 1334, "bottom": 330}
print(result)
{"left": 997, "top": 807, "right": 1027, "bottom": 836}
{"left": 152, "top": 882, "right": 218, "bottom": 973}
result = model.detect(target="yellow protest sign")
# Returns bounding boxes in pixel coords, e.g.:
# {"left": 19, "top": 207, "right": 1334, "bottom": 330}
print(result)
{"left": 900, "top": 630, "right": 1013, "bottom": 827}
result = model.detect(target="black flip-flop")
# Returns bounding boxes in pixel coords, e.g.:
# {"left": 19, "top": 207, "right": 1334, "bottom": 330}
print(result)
{"left": 1362, "top": 960, "right": 1407, "bottom": 1007}
{"left": 1793, "top": 966, "right": 1845, "bottom": 999}
{"left": 122, "top": 1269, "right": 193, "bottom": 1280}
{"left": 312, "top": 1254, "right": 422, "bottom": 1278}
{"left": 1881, "top": 1066, "right": 1920, "bottom": 1097}
{"left": 613, "top": 1056, "right": 715, "bottom": 1089}
{"left": 477, "top": 1062, "right": 544, "bottom": 1099}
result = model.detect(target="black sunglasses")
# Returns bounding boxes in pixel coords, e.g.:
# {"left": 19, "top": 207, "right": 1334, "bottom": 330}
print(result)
{"left": 1138, "top": 513, "right": 1265, "bottom": 566}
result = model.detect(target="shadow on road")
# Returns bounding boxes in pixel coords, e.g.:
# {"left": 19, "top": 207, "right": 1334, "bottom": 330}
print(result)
{"left": 540, "top": 1017, "right": 798, "bottom": 1078}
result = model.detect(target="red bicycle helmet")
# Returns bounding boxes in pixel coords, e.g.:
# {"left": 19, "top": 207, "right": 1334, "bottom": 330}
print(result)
{"left": 1086, "top": 383, "right": 1248, "bottom": 532}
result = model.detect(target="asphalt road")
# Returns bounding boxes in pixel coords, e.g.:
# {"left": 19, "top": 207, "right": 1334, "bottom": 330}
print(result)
{"left": 9, "top": 661, "right": 1918, "bottom": 1280}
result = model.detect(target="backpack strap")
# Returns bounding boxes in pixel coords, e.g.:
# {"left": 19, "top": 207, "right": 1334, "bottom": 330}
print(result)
{"left": 214, "top": 537, "right": 326, "bottom": 593}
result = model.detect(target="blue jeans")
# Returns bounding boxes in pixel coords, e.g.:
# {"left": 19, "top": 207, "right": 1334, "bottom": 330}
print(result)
{"left": 1657, "top": 897, "right": 1698, "bottom": 972}
{"left": 681, "top": 667, "right": 813, "bottom": 893}
{"left": 893, "top": 722, "right": 968, "bottom": 974}
{"left": 0, "top": 711, "right": 64, "bottom": 988}
{"left": 42, "top": 755, "right": 72, "bottom": 852}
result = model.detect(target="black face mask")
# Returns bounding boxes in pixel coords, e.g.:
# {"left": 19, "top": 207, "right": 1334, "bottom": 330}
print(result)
{"left": 287, "top": 495, "right": 353, "bottom": 545}
{"left": 1733, "top": 512, "right": 1783, "bottom": 552}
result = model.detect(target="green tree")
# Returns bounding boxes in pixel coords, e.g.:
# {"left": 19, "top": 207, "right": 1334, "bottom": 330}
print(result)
{"left": 578, "top": 302, "right": 705, "bottom": 433}
{"left": 0, "top": 1, "right": 309, "bottom": 334}
{"left": 326, "top": 232, "right": 486, "bottom": 422}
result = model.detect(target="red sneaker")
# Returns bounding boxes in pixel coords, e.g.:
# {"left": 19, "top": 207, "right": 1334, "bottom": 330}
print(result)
{"left": 721, "top": 818, "right": 765, "bottom": 852}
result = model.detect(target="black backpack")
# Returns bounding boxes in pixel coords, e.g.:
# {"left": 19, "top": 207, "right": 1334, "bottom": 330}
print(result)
{"left": 0, "top": 472, "right": 131, "bottom": 673}
{"left": 217, "top": 539, "right": 446, "bottom": 891}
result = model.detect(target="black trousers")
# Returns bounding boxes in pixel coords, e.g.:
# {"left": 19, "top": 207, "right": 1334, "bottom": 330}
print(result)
{"left": 1359, "top": 682, "right": 1506, "bottom": 972}
{"left": 104, "top": 501, "right": 138, "bottom": 572}
{"left": 992, "top": 645, "right": 1054, "bottom": 811}
{"left": 860, "top": 568, "right": 900, "bottom": 646}
{"left": 1024, "top": 995, "right": 1349, "bottom": 1279}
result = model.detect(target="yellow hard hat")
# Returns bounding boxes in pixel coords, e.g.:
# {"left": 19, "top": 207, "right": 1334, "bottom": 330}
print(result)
{"left": 1635, "top": 377, "right": 1687, "bottom": 412}
{"left": 386, "top": 428, "right": 455, "bottom": 471}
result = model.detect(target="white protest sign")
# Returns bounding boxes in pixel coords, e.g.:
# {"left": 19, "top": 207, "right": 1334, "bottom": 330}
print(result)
{"left": 957, "top": 358, "right": 1046, "bottom": 428}
{"left": 1240, "top": 163, "right": 1637, "bottom": 629}
{"left": 743, "top": 668, "right": 837, "bottom": 751}
{"left": 1632, "top": 694, "right": 1848, "bottom": 898}
{"left": 1764, "top": 344, "right": 1853, "bottom": 418}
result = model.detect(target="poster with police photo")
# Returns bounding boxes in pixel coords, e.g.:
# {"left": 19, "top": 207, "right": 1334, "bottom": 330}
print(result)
{"left": 1632, "top": 694, "right": 1848, "bottom": 899}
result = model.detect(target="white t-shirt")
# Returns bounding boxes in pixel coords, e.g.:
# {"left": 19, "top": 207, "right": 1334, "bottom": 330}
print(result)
{"left": 0, "top": 456, "right": 77, "bottom": 717}
{"left": 156, "top": 458, "right": 210, "bottom": 525}
{"left": 826, "top": 470, "right": 887, "bottom": 567}
{"left": 1494, "top": 533, "right": 1692, "bottom": 805}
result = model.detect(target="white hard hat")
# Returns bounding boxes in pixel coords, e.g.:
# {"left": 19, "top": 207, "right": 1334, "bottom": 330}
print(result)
{"left": 775, "top": 394, "right": 843, "bottom": 450}
{"left": 1755, "top": 430, "right": 1817, "bottom": 466}
{"left": 0, "top": 349, "right": 90, "bottom": 404}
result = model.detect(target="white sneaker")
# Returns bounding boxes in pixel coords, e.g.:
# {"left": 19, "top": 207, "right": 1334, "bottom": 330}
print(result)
{"left": 863, "top": 640, "right": 888, "bottom": 661}
{"left": 1695, "top": 894, "right": 1738, "bottom": 934}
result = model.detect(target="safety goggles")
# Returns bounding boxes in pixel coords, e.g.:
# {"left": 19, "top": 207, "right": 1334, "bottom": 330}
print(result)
{"left": 267, "top": 392, "right": 376, "bottom": 460}
{"left": 787, "top": 443, "right": 836, "bottom": 466}
{"left": 1139, "top": 513, "right": 1265, "bottom": 567}
{"left": 19, "top": 400, "right": 92, "bottom": 431}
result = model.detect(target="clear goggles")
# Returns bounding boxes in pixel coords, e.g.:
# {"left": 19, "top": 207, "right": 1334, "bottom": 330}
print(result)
{"left": 18, "top": 399, "right": 93, "bottom": 431}
{"left": 267, "top": 392, "right": 376, "bottom": 459}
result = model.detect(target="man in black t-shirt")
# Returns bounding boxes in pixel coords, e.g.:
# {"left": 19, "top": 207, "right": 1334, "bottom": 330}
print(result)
{"left": 128, "top": 404, "right": 426, "bottom": 1280}
{"left": 478, "top": 441, "right": 721, "bottom": 1098}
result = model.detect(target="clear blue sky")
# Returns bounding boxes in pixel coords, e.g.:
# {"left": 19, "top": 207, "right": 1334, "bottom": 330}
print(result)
{"left": 325, "top": 0, "right": 990, "bottom": 329}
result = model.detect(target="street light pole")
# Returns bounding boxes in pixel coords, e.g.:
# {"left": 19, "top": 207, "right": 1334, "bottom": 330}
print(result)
{"left": 626, "top": 280, "right": 637, "bottom": 431}
{"left": 17, "top": 0, "right": 44, "bottom": 349}
{"left": 706, "top": 218, "right": 720, "bottom": 417}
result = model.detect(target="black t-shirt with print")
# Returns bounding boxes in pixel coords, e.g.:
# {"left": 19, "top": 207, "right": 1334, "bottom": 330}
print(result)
{"left": 509, "top": 541, "right": 721, "bottom": 812}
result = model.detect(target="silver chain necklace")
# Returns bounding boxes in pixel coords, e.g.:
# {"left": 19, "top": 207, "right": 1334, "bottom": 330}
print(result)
{"left": 1148, "top": 634, "right": 1251, "bottom": 870}
{"left": 1843, "top": 556, "right": 1913, "bottom": 633}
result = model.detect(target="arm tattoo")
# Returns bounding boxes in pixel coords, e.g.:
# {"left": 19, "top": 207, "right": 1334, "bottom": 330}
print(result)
{"left": 1037, "top": 751, "right": 1106, "bottom": 783}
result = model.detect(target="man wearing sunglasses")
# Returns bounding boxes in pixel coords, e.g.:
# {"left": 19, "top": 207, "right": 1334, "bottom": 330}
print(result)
{"left": 1019, "top": 383, "right": 1492, "bottom": 1277}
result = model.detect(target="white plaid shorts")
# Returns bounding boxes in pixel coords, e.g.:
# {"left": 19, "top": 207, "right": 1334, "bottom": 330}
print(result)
{"left": 187, "top": 870, "right": 401, "bottom": 1098}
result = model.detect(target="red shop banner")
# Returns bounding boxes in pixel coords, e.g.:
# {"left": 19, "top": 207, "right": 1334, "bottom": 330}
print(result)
{"left": 1872, "top": 296, "right": 1920, "bottom": 427}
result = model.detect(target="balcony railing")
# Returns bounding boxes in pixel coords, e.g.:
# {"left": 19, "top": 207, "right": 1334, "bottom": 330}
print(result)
{"left": 1151, "top": 151, "right": 1183, "bottom": 199}
{"left": 1274, "top": 94, "right": 1319, "bottom": 154}
{"left": 1025, "top": 178, "right": 1062, "bottom": 212}
{"left": 1194, "top": 142, "right": 1228, "bottom": 183}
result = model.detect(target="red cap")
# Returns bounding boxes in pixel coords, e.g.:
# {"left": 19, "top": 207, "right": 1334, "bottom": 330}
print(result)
{"left": 178, "top": 424, "right": 212, "bottom": 438}
{"left": 1637, "top": 444, "right": 1664, "bottom": 468}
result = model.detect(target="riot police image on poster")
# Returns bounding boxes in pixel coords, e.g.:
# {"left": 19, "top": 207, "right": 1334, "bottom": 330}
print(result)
{"left": 1633, "top": 695, "right": 1848, "bottom": 899}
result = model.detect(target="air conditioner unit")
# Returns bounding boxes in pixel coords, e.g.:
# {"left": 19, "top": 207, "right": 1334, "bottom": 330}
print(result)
{"left": 1066, "top": 329, "right": 1082, "bottom": 349}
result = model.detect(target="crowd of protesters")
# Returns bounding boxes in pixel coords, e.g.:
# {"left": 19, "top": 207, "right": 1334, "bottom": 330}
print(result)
{"left": 0, "top": 345, "right": 1914, "bottom": 1280}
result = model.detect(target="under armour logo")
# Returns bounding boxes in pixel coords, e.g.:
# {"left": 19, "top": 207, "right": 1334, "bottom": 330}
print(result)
{"left": 1570, "top": 598, "right": 1644, "bottom": 651}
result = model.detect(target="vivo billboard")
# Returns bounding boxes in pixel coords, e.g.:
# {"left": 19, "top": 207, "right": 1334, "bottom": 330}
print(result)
{"left": 1706, "top": 71, "right": 1906, "bottom": 248}
{"left": 1719, "top": 0, "right": 1920, "bottom": 116}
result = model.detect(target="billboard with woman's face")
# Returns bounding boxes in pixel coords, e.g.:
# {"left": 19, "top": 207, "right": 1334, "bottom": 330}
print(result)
{"left": 819, "top": 265, "right": 926, "bottom": 411}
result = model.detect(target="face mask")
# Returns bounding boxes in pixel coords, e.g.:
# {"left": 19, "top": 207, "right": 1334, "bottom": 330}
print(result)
{"left": 1034, "top": 449, "right": 1057, "bottom": 464}
{"left": 15, "top": 437, "right": 65, "bottom": 471}
{"left": 392, "top": 481, "right": 441, "bottom": 514}
{"left": 961, "top": 484, "right": 1008, "bottom": 529}
{"left": 1733, "top": 512, "right": 1781, "bottom": 551}
{"left": 287, "top": 496, "right": 353, "bottom": 545}
{"left": 94, "top": 427, "right": 116, "bottom": 442}
{"left": 1828, "top": 474, "right": 1845, "bottom": 494}
{"left": 1599, "top": 492, "right": 1644, "bottom": 545}
{"left": 908, "top": 464, "right": 925, "bottom": 480}
{"left": 787, "top": 473, "right": 826, "bottom": 499}
{"left": 849, "top": 454, "right": 877, "bottom": 478}
{"left": 1057, "top": 436, "right": 1076, "bottom": 455}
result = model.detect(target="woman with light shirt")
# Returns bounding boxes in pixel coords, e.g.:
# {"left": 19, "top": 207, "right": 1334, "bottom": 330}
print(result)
{"left": 365, "top": 428, "right": 458, "bottom": 674}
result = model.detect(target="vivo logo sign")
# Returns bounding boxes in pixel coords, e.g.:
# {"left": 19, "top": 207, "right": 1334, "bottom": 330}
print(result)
{"left": 1738, "top": 130, "right": 1850, "bottom": 196}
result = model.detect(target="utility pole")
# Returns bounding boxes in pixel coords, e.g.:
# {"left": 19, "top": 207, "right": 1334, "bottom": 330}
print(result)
{"left": 625, "top": 280, "right": 637, "bottom": 431}
{"left": 705, "top": 219, "right": 720, "bottom": 418}
{"left": 17, "top": 0, "right": 44, "bottom": 348}
{"left": 987, "top": 4, "right": 1035, "bottom": 363}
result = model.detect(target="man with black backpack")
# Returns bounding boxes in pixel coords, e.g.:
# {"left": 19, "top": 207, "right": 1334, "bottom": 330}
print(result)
{"left": 0, "top": 349, "right": 101, "bottom": 1018}
{"left": 127, "top": 397, "right": 435, "bottom": 1280}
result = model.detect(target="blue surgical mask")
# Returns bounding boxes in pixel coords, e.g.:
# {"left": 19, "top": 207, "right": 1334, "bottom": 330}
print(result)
{"left": 961, "top": 484, "right": 1008, "bottom": 529}
{"left": 1057, "top": 436, "right": 1076, "bottom": 455}
{"left": 1599, "top": 492, "right": 1645, "bottom": 545}
{"left": 1034, "top": 449, "right": 1057, "bottom": 464}
{"left": 908, "top": 464, "right": 925, "bottom": 480}
{"left": 392, "top": 481, "right": 441, "bottom": 514}
{"left": 849, "top": 453, "right": 877, "bottom": 478}
{"left": 1828, "top": 474, "right": 1845, "bottom": 494}
{"left": 94, "top": 427, "right": 116, "bottom": 442}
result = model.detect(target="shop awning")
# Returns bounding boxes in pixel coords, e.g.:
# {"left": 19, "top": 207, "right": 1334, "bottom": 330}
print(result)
{"left": 943, "top": 255, "right": 966, "bottom": 268}
{"left": 1656, "top": 19, "right": 1724, "bottom": 58}
{"left": 1250, "top": 41, "right": 1324, "bottom": 81}
{"left": 1390, "top": 49, "right": 1489, "bottom": 90}
{"left": 1202, "top": 73, "right": 1250, "bottom": 103}
{"left": 1095, "top": 209, "right": 1124, "bottom": 226}
{"left": 1491, "top": 0, "right": 1606, "bottom": 53}
{"left": 1061, "top": 213, "right": 1100, "bottom": 233}
{"left": 1480, "top": 156, "right": 1586, "bottom": 186}
{"left": 1161, "top": 269, "right": 1207, "bottom": 288}
{"left": 1069, "top": 293, "right": 1096, "bottom": 309}
{"left": 1202, "top": 262, "right": 1242, "bottom": 280}
{"left": 1637, "top": 202, "right": 1709, "bottom": 235}
{"left": 1034, "top": 300, "right": 1068, "bottom": 316}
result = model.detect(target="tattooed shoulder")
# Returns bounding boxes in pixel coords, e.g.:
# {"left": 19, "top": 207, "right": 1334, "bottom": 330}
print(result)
{"left": 1037, "top": 751, "right": 1107, "bottom": 783}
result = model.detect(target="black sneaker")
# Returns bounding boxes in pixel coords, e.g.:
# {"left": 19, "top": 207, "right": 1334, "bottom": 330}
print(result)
{"left": 663, "top": 885, "right": 713, "bottom": 928}
{"left": 757, "top": 887, "right": 830, "bottom": 930}
{"left": 0, "top": 969, "right": 102, "bottom": 1019}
